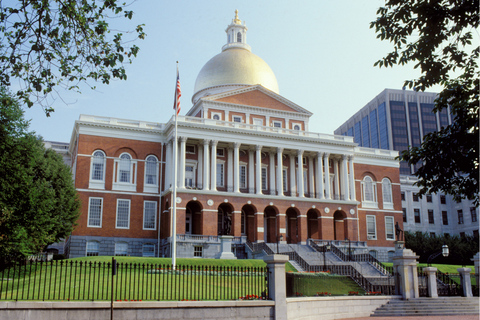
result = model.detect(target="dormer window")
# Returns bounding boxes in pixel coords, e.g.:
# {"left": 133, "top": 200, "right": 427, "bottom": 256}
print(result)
{"left": 237, "top": 32, "right": 242, "bottom": 43}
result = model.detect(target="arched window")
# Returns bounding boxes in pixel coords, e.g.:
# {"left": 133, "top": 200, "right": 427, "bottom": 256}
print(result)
{"left": 91, "top": 150, "right": 105, "bottom": 181}
{"left": 145, "top": 155, "right": 158, "bottom": 185}
{"left": 212, "top": 114, "right": 220, "bottom": 120}
{"left": 361, "top": 176, "right": 377, "bottom": 208}
{"left": 119, "top": 153, "right": 131, "bottom": 183}
{"left": 382, "top": 178, "right": 393, "bottom": 209}
{"left": 86, "top": 241, "right": 99, "bottom": 256}
{"left": 237, "top": 32, "right": 242, "bottom": 43}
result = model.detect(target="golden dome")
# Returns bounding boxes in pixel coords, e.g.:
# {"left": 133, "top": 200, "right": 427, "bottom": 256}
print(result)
{"left": 193, "top": 47, "right": 279, "bottom": 100}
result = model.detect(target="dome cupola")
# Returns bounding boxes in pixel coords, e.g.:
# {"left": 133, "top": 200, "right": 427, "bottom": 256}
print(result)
{"left": 192, "top": 10, "right": 279, "bottom": 103}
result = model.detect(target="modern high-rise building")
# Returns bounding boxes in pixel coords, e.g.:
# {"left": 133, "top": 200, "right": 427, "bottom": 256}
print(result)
{"left": 335, "top": 89, "right": 478, "bottom": 238}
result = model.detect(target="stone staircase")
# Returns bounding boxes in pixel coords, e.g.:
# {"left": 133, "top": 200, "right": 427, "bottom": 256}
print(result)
{"left": 371, "top": 297, "right": 480, "bottom": 317}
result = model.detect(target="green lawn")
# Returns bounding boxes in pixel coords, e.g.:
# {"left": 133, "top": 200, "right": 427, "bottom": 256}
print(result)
{"left": 382, "top": 262, "right": 475, "bottom": 274}
{"left": 286, "top": 273, "right": 365, "bottom": 297}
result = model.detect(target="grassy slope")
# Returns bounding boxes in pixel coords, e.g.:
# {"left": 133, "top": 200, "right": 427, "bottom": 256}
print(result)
{"left": 382, "top": 262, "right": 474, "bottom": 274}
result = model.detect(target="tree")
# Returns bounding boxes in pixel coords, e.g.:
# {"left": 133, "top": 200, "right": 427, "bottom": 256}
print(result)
{"left": 0, "top": 0, "right": 145, "bottom": 115}
{"left": 0, "top": 87, "right": 80, "bottom": 265}
{"left": 371, "top": 0, "right": 479, "bottom": 206}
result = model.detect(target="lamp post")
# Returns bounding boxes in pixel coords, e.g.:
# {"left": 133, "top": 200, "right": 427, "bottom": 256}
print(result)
{"left": 323, "top": 242, "right": 331, "bottom": 271}
{"left": 427, "top": 243, "right": 449, "bottom": 266}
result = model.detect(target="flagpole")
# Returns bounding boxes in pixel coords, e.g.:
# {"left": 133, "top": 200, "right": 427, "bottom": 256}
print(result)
{"left": 171, "top": 61, "right": 179, "bottom": 270}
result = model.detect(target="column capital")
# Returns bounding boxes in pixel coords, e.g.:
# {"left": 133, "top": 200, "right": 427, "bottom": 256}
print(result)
{"left": 211, "top": 140, "right": 218, "bottom": 146}
{"left": 276, "top": 147, "right": 284, "bottom": 153}
{"left": 233, "top": 142, "right": 241, "bottom": 149}
{"left": 255, "top": 145, "right": 262, "bottom": 151}
{"left": 317, "top": 151, "right": 324, "bottom": 158}
{"left": 323, "top": 152, "right": 330, "bottom": 159}
{"left": 342, "top": 154, "right": 348, "bottom": 160}
{"left": 180, "top": 136, "right": 188, "bottom": 142}
{"left": 348, "top": 155, "right": 354, "bottom": 161}
{"left": 297, "top": 149, "right": 304, "bottom": 156}
{"left": 203, "top": 139, "right": 210, "bottom": 146}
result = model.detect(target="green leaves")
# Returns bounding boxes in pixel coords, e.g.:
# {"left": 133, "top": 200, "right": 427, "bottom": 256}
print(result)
{"left": 0, "top": 0, "right": 145, "bottom": 115}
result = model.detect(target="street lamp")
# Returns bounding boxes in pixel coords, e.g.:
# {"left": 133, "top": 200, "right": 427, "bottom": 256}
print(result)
{"left": 323, "top": 242, "right": 331, "bottom": 271}
{"left": 427, "top": 243, "right": 449, "bottom": 266}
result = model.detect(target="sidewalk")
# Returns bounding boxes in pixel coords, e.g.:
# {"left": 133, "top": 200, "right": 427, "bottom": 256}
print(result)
{"left": 337, "top": 316, "right": 479, "bottom": 320}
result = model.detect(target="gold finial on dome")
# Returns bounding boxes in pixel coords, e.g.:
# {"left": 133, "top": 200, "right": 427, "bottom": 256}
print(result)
{"left": 233, "top": 9, "right": 241, "bottom": 24}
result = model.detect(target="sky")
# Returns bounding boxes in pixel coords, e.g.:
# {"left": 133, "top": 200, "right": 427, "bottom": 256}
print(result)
{"left": 22, "top": 0, "right": 439, "bottom": 143}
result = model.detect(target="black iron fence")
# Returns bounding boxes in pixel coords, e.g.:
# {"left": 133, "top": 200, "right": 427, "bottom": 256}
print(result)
{"left": 0, "top": 260, "right": 268, "bottom": 301}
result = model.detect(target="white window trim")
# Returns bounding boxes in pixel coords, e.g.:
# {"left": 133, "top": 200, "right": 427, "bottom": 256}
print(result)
{"left": 282, "top": 167, "right": 288, "bottom": 192}
{"left": 253, "top": 118, "right": 263, "bottom": 126}
{"left": 232, "top": 116, "right": 243, "bottom": 123}
{"left": 261, "top": 165, "right": 268, "bottom": 190}
{"left": 240, "top": 163, "right": 247, "bottom": 189}
{"left": 186, "top": 144, "right": 196, "bottom": 154}
{"left": 89, "top": 151, "right": 106, "bottom": 189}
{"left": 142, "top": 243, "right": 156, "bottom": 257}
{"left": 86, "top": 241, "right": 100, "bottom": 256}
{"left": 211, "top": 112, "right": 222, "bottom": 120}
{"left": 216, "top": 161, "right": 225, "bottom": 187}
{"left": 185, "top": 161, "right": 197, "bottom": 188}
{"left": 115, "top": 242, "right": 128, "bottom": 256}
{"left": 113, "top": 153, "right": 137, "bottom": 192}
{"left": 87, "top": 197, "right": 103, "bottom": 228}
{"left": 362, "top": 177, "right": 378, "bottom": 208}
{"left": 366, "top": 215, "right": 377, "bottom": 240}
{"left": 382, "top": 178, "right": 394, "bottom": 210}
{"left": 116, "top": 199, "right": 131, "bottom": 229}
{"left": 216, "top": 148, "right": 225, "bottom": 157}
{"left": 385, "top": 216, "right": 395, "bottom": 241}
{"left": 143, "top": 155, "right": 159, "bottom": 193}
{"left": 272, "top": 120, "right": 282, "bottom": 128}
{"left": 143, "top": 201, "right": 157, "bottom": 230}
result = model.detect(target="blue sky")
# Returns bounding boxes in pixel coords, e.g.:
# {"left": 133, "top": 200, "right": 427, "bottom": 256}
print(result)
{"left": 24, "top": 0, "right": 438, "bottom": 142}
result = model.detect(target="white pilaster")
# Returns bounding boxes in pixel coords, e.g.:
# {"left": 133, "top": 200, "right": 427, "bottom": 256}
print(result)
{"left": 255, "top": 145, "right": 262, "bottom": 195}
{"left": 248, "top": 149, "right": 255, "bottom": 193}
{"left": 341, "top": 155, "right": 349, "bottom": 200}
{"left": 203, "top": 139, "right": 210, "bottom": 190}
{"left": 227, "top": 147, "right": 233, "bottom": 192}
{"left": 211, "top": 140, "right": 218, "bottom": 191}
{"left": 276, "top": 148, "right": 284, "bottom": 196}
{"left": 269, "top": 152, "right": 275, "bottom": 195}
{"left": 165, "top": 139, "right": 172, "bottom": 190}
{"left": 297, "top": 149, "right": 304, "bottom": 198}
{"left": 289, "top": 153, "right": 296, "bottom": 196}
{"left": 233, "top": 142, "right": 240, "bottom": 193}
{"left": 308, "top": 156, "right": 314, "bottom": 198}
{"left": 178, "top": 136, "right": 187, "bottom": 189}
{"left": 349, "top": 156, "right": 355, "bottom": 201}
{"left": 334, "top": 158, "right": 340, "bottom": 200}
{"left": 323, "top": 153, "right": 331, "bottom": 199}
{"left": 316, "top": 152, "right": 324, "bottom": 199}
{"left": 198, "top": 144, "right": 203, "bottom": 189}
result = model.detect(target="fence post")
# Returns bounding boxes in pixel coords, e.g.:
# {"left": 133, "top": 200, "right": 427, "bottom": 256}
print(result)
{"left": 457, "top": 267, "right": 473, "bottom": 297}
{"left": 424, "top": 267, "right": 438, "bottom": 298}
{"left": 263, "top": 254, "right": 289, "bottom": 320}
{"left": 392, "top": 241, "right": 419, "bottom": 299}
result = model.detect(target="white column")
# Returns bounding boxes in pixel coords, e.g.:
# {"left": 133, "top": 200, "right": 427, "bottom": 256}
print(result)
{"left": 349, "top": 156, "right": 355, "bottom": 201}
{"left": 233, "top": 142, "right": 240, "bottom": 193}
{"left": 165, "top": 139, "right": 172, "bottom": 190}
{"left": 276, "top": 148, "right": 284, "bottom": 196}
{"left": 316, "top": 152, "right": 324, "bottom": 199}
{"left": 334, "top": 158, "right": 340, "bottom": 200}
{"left": 203, "top": 139, "right": 210, "bottom": 190}
{"left": 289, "top": 153, "right": 296, "bottom": 196}
{"left": 178, "top": 136, "right": 187, "bottom": 189}
{"left": 248, "top": 149, "right": 255, "bottom": 193}
{"left": 324, "top": 153, "right": 331, "bottom": 199}
{"left": 198, "top": 144, "right": 203, "bottom": 189}
{"left": 227, "top": 147, "right": 233, "bottom": 192}
{"left": 297, "top": 149, "right": 304, "bottom": 198}
{"left": 211, "top": 140, "right": 218, "bottom": 191}
{"left": 269, "top": 152, "right": 276, "bottom": 195}
{"left": 255, "top": 145, "right": 262, "bottom": 194}
{"left": 342, "top": 155, "right": 349, "bottom": 201}
{"left": 308, "top": 156, "right": 314, "bottom": 198}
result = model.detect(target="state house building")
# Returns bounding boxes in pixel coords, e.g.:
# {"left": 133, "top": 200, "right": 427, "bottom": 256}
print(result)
{"left": 65, "top": 12, "right": 403, "bottom": 261}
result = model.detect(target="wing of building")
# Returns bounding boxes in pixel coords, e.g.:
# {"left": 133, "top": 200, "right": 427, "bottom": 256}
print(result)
{"left": 65, "top": 12, "right": 403, "bottom": 261}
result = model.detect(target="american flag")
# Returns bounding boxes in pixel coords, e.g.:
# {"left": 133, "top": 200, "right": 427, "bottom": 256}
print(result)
{"left": 173, "top": 67, "right": 181, "bottom": 115}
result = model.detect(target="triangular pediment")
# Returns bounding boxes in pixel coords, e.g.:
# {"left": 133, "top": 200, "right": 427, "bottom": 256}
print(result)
{"left": 201, "top": 85, "right": 313, "bottom": 115}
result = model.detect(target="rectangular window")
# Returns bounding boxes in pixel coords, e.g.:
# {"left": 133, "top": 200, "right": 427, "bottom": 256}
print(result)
{"left": 440, "top": 195, "right": 446, "bottom": 204}
{"left": 402, "top": 208, "right": 407, "bottom": 223}
{"left": 442, "top": 211, "right": 448, "bottom": 225}
{"left": 412, "top": 193, "right": 419, "bottom": 202}
{"left": 116, "top": 199, "right": 130, "bottom": 229}
{"left": 426, "top": 194, "right": 432, "bottom": 203}
{"left": 142, "top": 244, "right": 155, "bottom": 257}
{"left": 186, "top": 145, "right": 196, "bottom": 154}
{"left": 143, "top": 201, "right": 156, "bottom": 230}
{"left": 430, "top": 232, "right": 436, "bottom": 237}
{"left": 216, "top": 148, "right": 225, "bottom": 157}
{"left": 185, "top": 165, "right": 195, "bottom": 187}
{"left": 233, "top": 116, "right": 242, "bottom": 123}
{"left": 366, "top": 215, "right": 377, "bottom": 240}
{"left": 470, "top": 207, "right": 477, "bottom": 222}
{"left": 283, "top": 168, "right": 288, "bottom": 192}
{"left": 88, "top": 198, "right": 103, "bottom": 227}
{"left": 261, "top": 167, "right": 268, "bottom": 190}
{"left": 385, "top": 216, "right": 395, "bottom": 241}
{"left": 194, "top": 246, "right": 203, "bottom": 257}
{"left": 115, "top": 242, "right": 128, "bottom": 256}
{"left": 457, "top": 210, "right": 464, "bottom": 224}
{"left": 216, "top": 163, "right": 224, "bottom": 187}
{"left": 272, "top": 121, "right": 282, "bottom": 128}
{"left": 414, "top": 209, "right": 421, "bottom": 223}
{"left": 428, "top": 209, "right": 434, "bottom": 224}
{"left": 401, "top": 192, "right": 405, "bottom": 201}
{"left": 240, "top": 165, "right": 247, "bottom": 189}
{"left": 86, "top": 241, "right": 99, "bottom": 256}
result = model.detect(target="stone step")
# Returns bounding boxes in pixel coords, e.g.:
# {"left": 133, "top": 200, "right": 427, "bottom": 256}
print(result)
{"left": 372, "top": 298, "right": 479, "bottom": 317}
